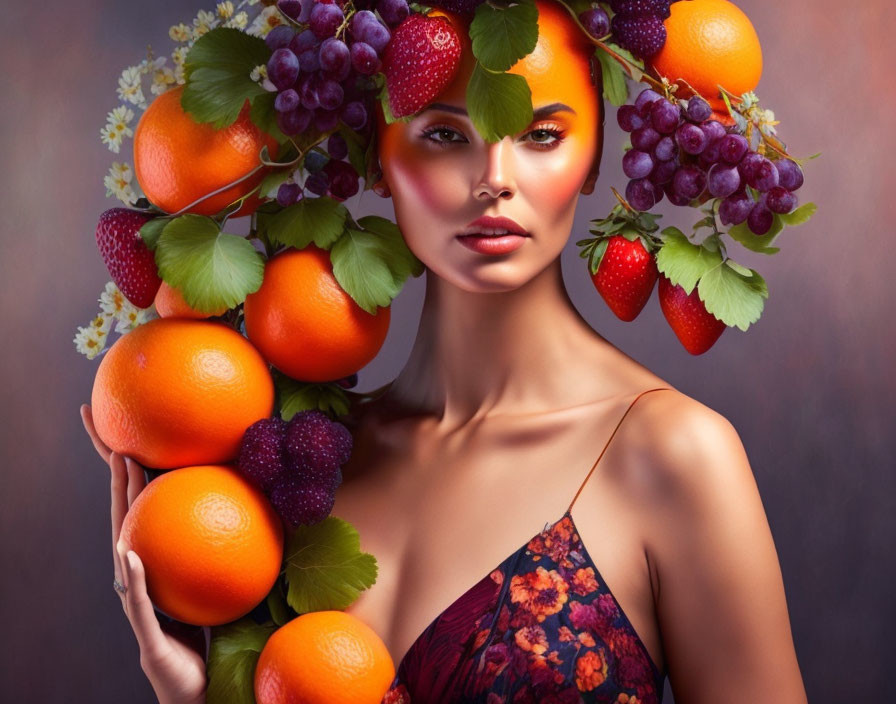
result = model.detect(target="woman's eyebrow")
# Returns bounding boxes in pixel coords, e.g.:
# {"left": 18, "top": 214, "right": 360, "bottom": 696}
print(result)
{"left": 420, "top": 102, "right": 576, "bottom": 121}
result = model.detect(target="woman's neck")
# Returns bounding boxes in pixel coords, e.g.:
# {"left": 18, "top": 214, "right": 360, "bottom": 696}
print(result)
{"left": 385, "top": 257, "right": 627, "bottom": 430}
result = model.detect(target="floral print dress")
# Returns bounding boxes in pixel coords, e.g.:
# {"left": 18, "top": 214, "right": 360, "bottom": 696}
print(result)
{"left": 381, "top": 388, "right": 672, "bottom": 704}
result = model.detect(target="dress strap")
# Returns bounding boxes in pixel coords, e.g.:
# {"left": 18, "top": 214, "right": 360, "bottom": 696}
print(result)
{"left": 565, "top": 387, "right": 674, "bottom": 515}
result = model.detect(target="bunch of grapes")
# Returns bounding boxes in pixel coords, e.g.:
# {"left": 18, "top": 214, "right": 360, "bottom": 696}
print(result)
{"left": 617, "top": 89, "right": 804, "bottom": 235}
{"left": 237, "top": 409, "right": 353, "bottom": 527}
{"left": 264, "top": 0, "right": 410, "bottom": 205}
{"left": 609, "top": 0, "right": 672, "bottom": 59}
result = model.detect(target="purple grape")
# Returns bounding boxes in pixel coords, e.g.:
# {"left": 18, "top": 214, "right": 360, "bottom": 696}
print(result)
{"left": 698, "top": 139, "right": 722, "bottom": 168}
{"left": 738, "top": 151, "right": 763, "bottom": 183}
{"left": 626, "top": 177, "right": 658, "bottom": 211}
{"left": 378, "top": 0, "right": 409, "bottom": 26}
{"left": 623, "top": 149, "right": 654, "bottom": 179}
{"left": 649, "top": 158, "right": 678, "bottom": 185}
{"left": 719, "top": 191, "right": 754, "bottom": 226}
{"left": 305, "top": 149, "right": 329, "bottom": 173}
{"left": 269, "top": 478, "right": 335, "bottom": 527}
{"left": 350, "top": 10, "right": 378, "bottom": 39}
{"left": 675, "top": 123, "right": 708, "bottom": 155}
{"left": 324, "top": 159, "right": 361, "bottom": 200}
{"left": 747, "top": 202, "right": 774, "bottom": 235}
{"left": 653, "top": 135, "right": 677, "bottom": 162}
{"left": 341, "top": 100, "right": 368, "bottom": 129}
{"left": 650, "top": 98, "right": 680, "bottom": 134}
{"left": 672, "top": 164, "right": 706, "bottom": 201}
{"left": 290, "top": 28, "right": 319, "bottom": 55}
{"left": 719, "top": 134, "right": 749, "bottom": 164}
{"left": 314, "top": 108, "right": 340, "bottom": 132}
{"left": 765, "top": 186, "right": 797, "bottom": 214}
{"left": 707, "top": 163, "right": 741, "bottom": 198}
{"left": 265, "top": 25, "right": 296, "bottom": 51}
{"left": 277, "top": 106, "right": 312, "bottom": 136}
{"left": 298, "top": 81, "right": 319, "bottom": 111}
{"left": 635, "top": 88, "right": 662, "bottom": 116}
{"left": 686, "top": 96, "right": 712, "bottom": 123}
{"left": 298, "top": 47, "right": 320, "bottom": 73}
{"left": 275, "top": 88, "right": 301, "bottom": 114}
{"left": 319, "top": 37, "right": 350, "bottom": 74}
{"left": 327, "top": 133, "right": 349, "bottom": 160}
{"left": 664, "top": 182, "right": 690, "bottom": 206}
{"left": 276, "top": 181, "right": 303, "bottom": 208}
{"left": 277, "top": 0, "right": 303, "bottom": 21}
{"left": 701, "top": 119, "right": 727, "bottom": 143}
{"left": 579, "top": 7, "right": 610, "bottom": 39}
{"left": 631, "top": 125, "right": 661, "bottom": 151}
{"left": 350, "top": 41, "right": 380, "bottom": 75}
{"left": 317, "top": 79, "right": 344, "bottom": 111}
{"left": 267, "top": 48, "right": 300, "bottom": 91}
{"left": 617, "top": 105, "right": 643, "bottom": 133}
{"left": 747, "top": 156, "right": 779, "bottom": 192}
{"left": 305, "top": 171, "right": 330, "bottom": 196}
{"left": 360, "top": 19, "right": 391, "bottom": 55}
{"left": 309, "top": 3, "right": 344, "bottom": 39}
{"left": 775, "top": 159, "right": 804, "bottom": 191}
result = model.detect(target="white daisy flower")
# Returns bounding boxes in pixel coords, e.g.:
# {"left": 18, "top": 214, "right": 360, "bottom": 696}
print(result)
{"left": 150, "top": 65, "right": 177, "bottom": 96}
{"left": 117, "top": 66, "right": 146, "bottom": 108}
{"left": 114, "top": 304, "right": 157, "bottom": 334}
{"left": 193, "top": 9, "right": 219, "bottom": 37}
{"left": 100, "top": 125, "right": 124, "bottom": 153}
{"left": 169, "top": 22, "right": 194, "bottom": 42}
{"left": 74, "top": 325, "right": 107, "bottom": 359}
{"left": 224, "top": 10, "right": 249, "bottom": 29}
{"left": 101, "top": 105, "right": 135, "bottom": 152}
{"left": 99, "top": 281, "right": 127, "bottom": 317}
{"left": 104, "top": 162, "right": 140, "bottom": 205}
{"left": 216, "top": 1, "right": 235, "bottom": 19}
{"left": 247, "top": 6, "right": 283, "bottom": 37}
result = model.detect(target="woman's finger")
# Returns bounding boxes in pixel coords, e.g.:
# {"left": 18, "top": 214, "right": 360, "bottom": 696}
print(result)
{"left": 123, "top": 549, "right": 171, "bottom": 664}
{"left": 125, "top": 457, "right": 147, "bottom": 508}
{"left": 80, "top": 404, "right": 111, "bottom": 464}
{"left": 109, "top": 452, "right": 129, "bottom": 591}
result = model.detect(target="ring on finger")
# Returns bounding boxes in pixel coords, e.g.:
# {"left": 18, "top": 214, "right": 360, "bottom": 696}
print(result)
{"left": 113, "top": 578, "right": 128, "bottom": 595}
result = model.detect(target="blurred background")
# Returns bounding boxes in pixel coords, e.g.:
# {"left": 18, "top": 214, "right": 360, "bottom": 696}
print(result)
{"left": 1, "top": 0, "right": 892, "bottom": 701}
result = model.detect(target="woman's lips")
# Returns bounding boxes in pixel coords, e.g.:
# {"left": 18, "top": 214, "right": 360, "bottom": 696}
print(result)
{"left": 456, "top": 233, "right": 528, "bottom": 255}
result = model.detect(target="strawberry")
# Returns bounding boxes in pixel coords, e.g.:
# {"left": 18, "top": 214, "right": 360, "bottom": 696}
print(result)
{"left": 382, "top": 14, "right": 462, "bottom": 118}
{"left": 657, "top": 274, "right": 726, "bottom": 355}
{"left": 590, "top": 234, "right": 658, "bottom": 321}
{"left": 95, "top": 208, "right": 162, "bottom": 308}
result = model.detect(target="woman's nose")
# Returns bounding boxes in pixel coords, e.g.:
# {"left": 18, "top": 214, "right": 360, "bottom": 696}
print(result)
{"left": 475, "top": 137, "right": 517, "bottom": 200}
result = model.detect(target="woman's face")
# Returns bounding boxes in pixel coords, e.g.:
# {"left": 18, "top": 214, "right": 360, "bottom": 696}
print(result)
{"left": 376, "top": 0, "right": 601, "bottom": 293}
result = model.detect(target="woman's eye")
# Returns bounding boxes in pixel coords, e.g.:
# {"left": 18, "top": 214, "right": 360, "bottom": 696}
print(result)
{"left": 423, "top": 127, "right": 464, "bottom": 146}
{"left": 421, "top": 125, "right": 565, "bottom": 149}
{"left": 526, "top": 127, "right": 565, "bottom": 149}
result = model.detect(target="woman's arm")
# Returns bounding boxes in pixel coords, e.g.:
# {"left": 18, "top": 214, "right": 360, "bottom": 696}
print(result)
{"left": 641, "top": 396, "right": 807, "bottom": 703}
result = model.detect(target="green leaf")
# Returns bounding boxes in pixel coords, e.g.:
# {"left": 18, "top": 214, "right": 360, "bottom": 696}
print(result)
{"left": 466, "top": 62, "right": 533, "bottom": 143}
{"left": 726, "top": 215, "right": 784, "bottom": 254}
{"left": 265, "top": 577, "right": 293, "bottom": 627}
{"left": 778, "top": 201, "right": 817, "bottom": 226}
{"left": 284, "top": 516, "right": 378, "bottom": 613}
{"left": 267, "top": 197, "right": 349, "bottom": 250}
{"left": 249, "top": 91, "right": 288, "bottom": 145}
{"left": 275, "top": 372, "right": 351, "bottom": 420}
{"left": 139, "top": 217, "right": 171, "bottom": 251}
{"left": 182, "top": 27, "right": 272, "bottom": 129}
{"left": 206, "top": 618, "right": 276, "bottom": 704}
{"left": 655, "top": 228, "right": 722, "bottom": 294}
{"left": 469, "top": 0, "right": 538, "bottom": 72}
{"left": 155, "top": 214, "right": 265, "bottom": 312}
{"left": 697, "top": 261, "right": 768, "bottom": 331}
{"left": 594, "top": 48, "right": 628, "bottom": 107}
{"left": 339, "top": 124, "right": 370, "bottom": 187}
{"left": 330, "top": 218, "right": 423, "bottom": 313}
{"left": 258, "top": 169, "right": 293, "bottom": 200}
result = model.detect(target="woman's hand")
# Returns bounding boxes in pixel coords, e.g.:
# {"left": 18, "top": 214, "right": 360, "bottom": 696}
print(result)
{"left": 81, "top": 404, "right": 208, "bottom": 704}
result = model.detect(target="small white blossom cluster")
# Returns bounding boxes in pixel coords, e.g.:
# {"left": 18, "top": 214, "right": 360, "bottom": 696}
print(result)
{"left": 101, "top": 0, "right": 260, "bottom": 204}
{"left": 73, "top": 282, "right": 158, "bottom": 359}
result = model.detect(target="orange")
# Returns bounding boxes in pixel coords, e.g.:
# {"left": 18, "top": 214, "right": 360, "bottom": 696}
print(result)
{"left": 255, "top": 610, "right": 395, "bottom": 704}
{"left": 153, "top": 280, "right": 229, "bottom": 319}
{"left": 120, "top": 464, "right": 284, "bottom": 626}
{"left": 91, "top": 317, "right": 274, "bottom": 469}
{"left": 650, "top": 0, "right": 762, "bottom": 110}
{"left": 243, "top": 245, "right": 390, "bottom": 383}
{"left": 133, "top": 85, "right": 279, "bottom": 218}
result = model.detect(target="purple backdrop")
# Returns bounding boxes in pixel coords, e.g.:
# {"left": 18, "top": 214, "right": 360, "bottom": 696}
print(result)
{"left": 0, "top": 0, "right": 892, "bottom": 701}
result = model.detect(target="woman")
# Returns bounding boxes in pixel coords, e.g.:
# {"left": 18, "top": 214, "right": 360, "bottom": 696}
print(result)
{"left": 81, "top": 1, "right": 808, "bottom": 701}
